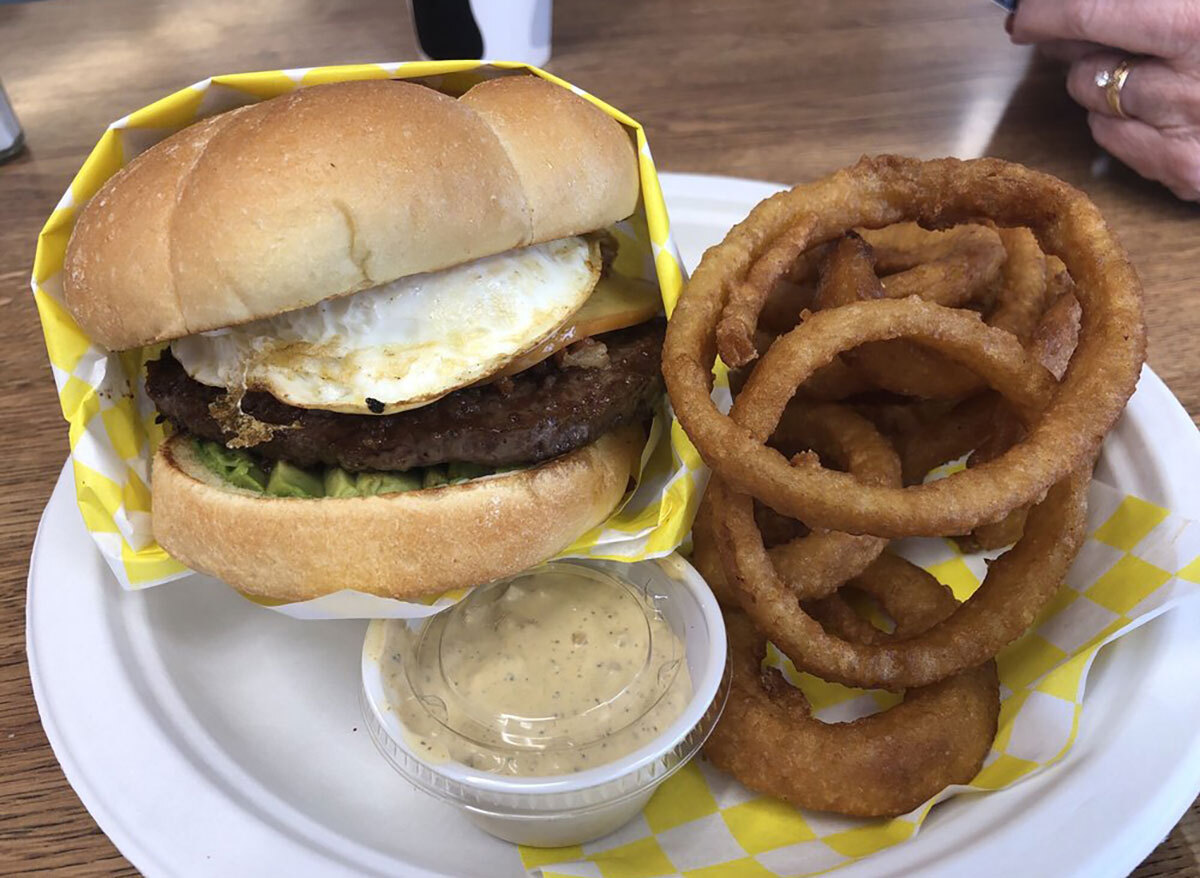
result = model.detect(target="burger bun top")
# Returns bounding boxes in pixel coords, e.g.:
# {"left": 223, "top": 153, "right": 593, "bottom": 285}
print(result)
{"left": 63, "top": 75, "right": 641, "bottom": 351}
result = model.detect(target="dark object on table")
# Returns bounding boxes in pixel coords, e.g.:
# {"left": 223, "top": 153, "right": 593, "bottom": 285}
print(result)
{"left": 410, "top": 0, "right": 484, "bottom": 59}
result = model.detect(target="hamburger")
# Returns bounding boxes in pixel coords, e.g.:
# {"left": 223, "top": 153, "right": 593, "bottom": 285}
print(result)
{"left": 61, "top": 76, "right": 663, "bottom": 602}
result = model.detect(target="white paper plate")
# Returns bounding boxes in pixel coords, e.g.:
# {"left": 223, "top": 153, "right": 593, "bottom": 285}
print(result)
{"left": 28, "top": 173, "right": 1200, "bottom": 878}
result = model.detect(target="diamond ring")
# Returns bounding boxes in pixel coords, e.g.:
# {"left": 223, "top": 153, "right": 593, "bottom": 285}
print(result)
{"left": 1095, "top": 59, "right": 1134, "bottom": 119}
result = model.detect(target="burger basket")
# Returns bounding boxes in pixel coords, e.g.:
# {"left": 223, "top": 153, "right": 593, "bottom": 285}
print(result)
{"left": 31, "top": 62, "right": 1200, "bottom": 875}
{"left": 31, "top": 61, "right": 701, "bottom": 619}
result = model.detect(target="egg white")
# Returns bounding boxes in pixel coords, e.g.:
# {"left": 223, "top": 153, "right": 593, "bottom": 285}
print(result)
{"left": 171, "top": 236, "right": 600, "bottom": 414}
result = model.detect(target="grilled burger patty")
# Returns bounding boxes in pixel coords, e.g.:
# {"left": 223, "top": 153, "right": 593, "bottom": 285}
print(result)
{"left": 145, "top": 320, "right": 664, "bottom": 472}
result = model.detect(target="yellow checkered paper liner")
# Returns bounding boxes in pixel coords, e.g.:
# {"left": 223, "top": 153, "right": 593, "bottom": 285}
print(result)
{"left": 31, "top": 61, "right": 702, "bottom": 619}
{"left": 517, "top": 477, "right": 1200, "bottom": 877}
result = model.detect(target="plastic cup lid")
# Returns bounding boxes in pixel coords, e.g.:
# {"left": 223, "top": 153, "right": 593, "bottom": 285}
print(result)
{"left": 388, "top": 562, "right": 688, "bottom": 773}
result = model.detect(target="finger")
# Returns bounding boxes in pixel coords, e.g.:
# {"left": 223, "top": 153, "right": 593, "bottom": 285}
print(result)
{"left": 1037, "top": 39, "right": 1108, "bottom": 64}
{"left": 1089, "top": 112, "right": 1200, "bottom": 201}
{"left": 1011, "top": 0, "right": 1200, "bottom": 59}
{"left": 1068, "top": 53, "right": 1200, "bottom": 128}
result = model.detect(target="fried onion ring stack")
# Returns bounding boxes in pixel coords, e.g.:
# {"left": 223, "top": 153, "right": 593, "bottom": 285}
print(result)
{"left": 664, "top": 156, "right": 1145, "bottom": 818}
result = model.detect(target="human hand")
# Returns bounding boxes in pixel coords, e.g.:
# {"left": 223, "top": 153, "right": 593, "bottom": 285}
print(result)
{"left": 1009, "top": 0, "right": 1200, "bottom": 201}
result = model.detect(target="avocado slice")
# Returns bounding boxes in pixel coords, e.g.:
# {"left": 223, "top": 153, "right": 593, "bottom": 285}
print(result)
{"left": 324, "top": 467, "right": 361, "bottom": 498}
{"left": 191, "top": 438, "right": 438, "bottom": 499}
{"left": 422, "top": 465, "right": 449, "bottom": 489}
{"left": 358, "top": 471, "right": 422, "bottom": 496}
{"left": 266, "top": 460, "right": 325, "bottom": 498}
{"left": 193, "top": 439, "right": 267, "bottom": 493}
{"left": 447, "top": 461, "right": 490, "bottom": 484}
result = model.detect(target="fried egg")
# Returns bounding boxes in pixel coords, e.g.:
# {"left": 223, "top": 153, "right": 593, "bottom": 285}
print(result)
{"left": 171, "top": 236, "right": 600, "bottom": 414}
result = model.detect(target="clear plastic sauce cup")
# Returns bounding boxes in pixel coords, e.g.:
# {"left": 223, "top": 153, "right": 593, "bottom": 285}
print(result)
{"left": 360, "top": 555, "right": 729, "bottom": 847}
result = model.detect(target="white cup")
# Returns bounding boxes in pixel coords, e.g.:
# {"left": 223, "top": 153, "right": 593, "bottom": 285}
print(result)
{"left": 409, "top": 0, "right": 552, "bottom": 67}
{"left": 0, "top": 80, "right": 23, "bottom": 162}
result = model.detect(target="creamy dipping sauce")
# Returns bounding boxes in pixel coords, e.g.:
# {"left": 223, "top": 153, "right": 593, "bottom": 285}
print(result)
{"left": 381, "top": 564, "right": 692, "bottom": 776}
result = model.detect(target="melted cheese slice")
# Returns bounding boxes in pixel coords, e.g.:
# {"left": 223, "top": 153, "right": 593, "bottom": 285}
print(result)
{"left": 490, "top": 271, "right": 663, "bottom": 378}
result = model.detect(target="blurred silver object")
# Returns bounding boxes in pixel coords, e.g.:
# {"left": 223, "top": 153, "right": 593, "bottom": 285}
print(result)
{"left": 0, "top": 80, "right": 24, "bottom": 163}
{"left": 409, "top": 0, "right": 551, "bottom": 68}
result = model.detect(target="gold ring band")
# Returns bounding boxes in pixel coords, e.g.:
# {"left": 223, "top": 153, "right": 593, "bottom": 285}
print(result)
{"left": 1096, "top": 58, "right": 1134, "bottom": 119}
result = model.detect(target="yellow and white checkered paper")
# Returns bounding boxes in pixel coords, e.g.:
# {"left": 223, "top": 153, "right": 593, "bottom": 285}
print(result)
{"left": 515, "top": 477, "right": 1200, "bottom": 877}
{"left": 31, "top": 61, "right": 702, "bottom": 618}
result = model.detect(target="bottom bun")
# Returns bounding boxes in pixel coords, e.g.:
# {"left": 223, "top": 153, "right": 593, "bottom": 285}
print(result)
{"left": 151, "top": 428, "right": 644, "bottom": 602}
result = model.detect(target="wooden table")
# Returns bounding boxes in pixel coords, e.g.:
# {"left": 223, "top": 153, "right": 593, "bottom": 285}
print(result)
{"left": 1, "top": 0, "right": 1196, "bottom": 873}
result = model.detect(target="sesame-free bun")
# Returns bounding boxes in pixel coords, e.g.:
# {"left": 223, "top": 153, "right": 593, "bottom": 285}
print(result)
{"left": 150, "top": 427, "right": 643, "bottom": 602}
{"left": 63, "top": 76, "right": 641, "bottom": 351}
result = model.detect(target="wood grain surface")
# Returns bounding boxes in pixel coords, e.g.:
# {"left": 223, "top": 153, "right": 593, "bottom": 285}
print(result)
{"left": 1, "top": 0, "right": 1197, "bottom": 874}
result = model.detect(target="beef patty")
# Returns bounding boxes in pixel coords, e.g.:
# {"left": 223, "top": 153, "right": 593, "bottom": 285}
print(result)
{"left": 145, "top": 320, "right": 664, "bottom": 472}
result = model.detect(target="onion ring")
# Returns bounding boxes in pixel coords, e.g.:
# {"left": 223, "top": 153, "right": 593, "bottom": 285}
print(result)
{"left": 756, "top": 277, "right": 817, "bottom": 336}
{"left": 704, "top": 603, "right": 999, "bottom": 817}
{"left": 852, "top": 398, "right": 955, "bottom": 442}
{"left": 859, "top": 221, "right": 1004, "bottom": 277}
{"left": 853, "top": 226, "right": 1046, "bottom": 400}
{"left": 691, "top": 494, "right": 733, "bottom": 604}
{"left": 758, "top": 222, "right": 1012, "bottom": 401}
{"left": 878, "top": 235, "right": 1006, "bottom": 308}
{"left": 719, "top": 213, "right": 1005, "bottom": 368}
{"left": 845, "top": 337, "right": 986, "bottom": 401}
{"left": 1031, "top": 287, "right": 1081, "bottom": 382}
{"left": 753, "top": 501, "right": 809, "bottom": 548}
{"left": 664, "top": 156, "right": 1144, "bottom": 537}
{"left": 736, "top": 334, "right": 874, "bottom": 402}
{"left": 811, "top": 232, "right": 883, "bottom": 312}
{"left": 795, "top": 356, "right": 873, "bottom": 401}
{"left": 804, "top": 552, "right": 959, "bottom": 642}
{"left": 955, "top": 505, "right": 1028, "bottom": 553}
{"left": 709, "top": 465, "right": 1088, "bottom": 690}
{"left": 876, "top": 394, "right": 1003, "bottom": 486}
{"left": 956, "top": 287, "right": 1084, "bottom": 550}
{"left": 709, "top": 298, "right": 1056, "bottom": 536}
{"left": 693, "top": 403, "right": 900, "bottom": 603}
{"left": 812, "top": 231, "right": 994, "bottom": 400}
{"left": 957, "top": 413, "right": 1034, "bottom": 551}
{"left": 762, "top": 403, "right": 899, "bottom": 599}
{"left": 988, "top": 226, "right": 1048, "bottom": 342}
{"left": 1044, "top": 254, "right": 1070, "bottom": 305}
{"left": 717, "top": 216, "right": 820, "bottom": 367}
